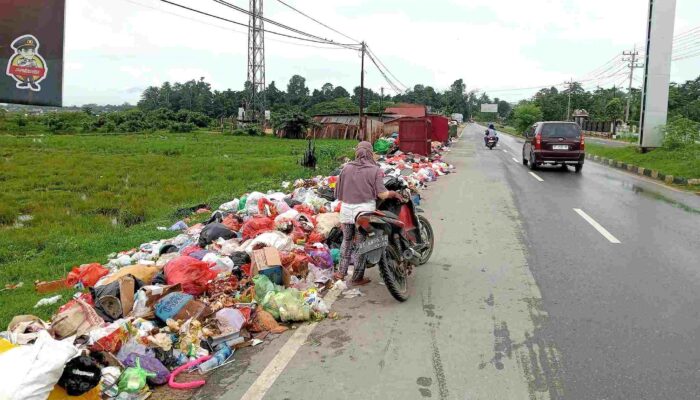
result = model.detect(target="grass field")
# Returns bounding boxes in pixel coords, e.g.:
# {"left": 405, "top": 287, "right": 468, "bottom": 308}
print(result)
{"left": 585, "top": 143, "right": 700, "bottom": 179}
{"left": 0, "top": 131, "right": 355, "bottom": 327}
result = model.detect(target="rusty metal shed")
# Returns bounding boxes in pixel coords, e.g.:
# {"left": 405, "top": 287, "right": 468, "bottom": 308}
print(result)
{"left": 310, "top": 114, "right": 389, "bottom": 142}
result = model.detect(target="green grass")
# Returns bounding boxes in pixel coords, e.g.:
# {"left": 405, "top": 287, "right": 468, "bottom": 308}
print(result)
{"left": 0, "top": 131, "right": 355, "bottom": 327}
{"left": 586, "top": 143, "right": 700, "bottom": 179}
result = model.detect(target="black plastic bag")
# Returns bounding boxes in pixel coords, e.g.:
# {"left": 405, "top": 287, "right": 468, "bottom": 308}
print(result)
{"left": 57, "top": 355, "right": 102, "bottom": 396}
{"left": 198, "top": 223, "right": 236, "bottom": 247}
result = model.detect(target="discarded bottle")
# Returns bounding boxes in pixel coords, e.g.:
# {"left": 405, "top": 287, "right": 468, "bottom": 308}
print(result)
{"left": 197, "top": 343, "right": 233, "bottom": 373}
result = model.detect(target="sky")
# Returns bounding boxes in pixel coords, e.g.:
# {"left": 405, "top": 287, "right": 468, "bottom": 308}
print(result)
{"left": 63, "top": 0, "right": 700, "bottom": 105}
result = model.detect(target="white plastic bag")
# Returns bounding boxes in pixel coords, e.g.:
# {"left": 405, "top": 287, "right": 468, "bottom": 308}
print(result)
{"left": 203, "top": 253, "right": 234, "bottom": 274}
{"left": 219, "top": 199, "right": 239, "bottom": 212}
{"left": 315, "top": 213, "right": 340, "bottom": 237}
{"left": 244, "top": 231, "right": 294, "bottom": 254}
{"left": 0, "top": 330, "right": 79, "bottom": 400}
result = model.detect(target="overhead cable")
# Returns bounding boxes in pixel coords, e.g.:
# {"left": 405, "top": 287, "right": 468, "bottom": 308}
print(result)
{"left": 272, "top": 0, "right": 360, "bottom": 43}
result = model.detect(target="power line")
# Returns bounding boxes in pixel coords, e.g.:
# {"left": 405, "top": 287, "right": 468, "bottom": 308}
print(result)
{"left": 159, "top": 0, "right": 358, "bottom": 48}
{"left": 272, "top": 0, "right": 359, "bottom": 43}
{"left": 365, "top": 52, "right": 403, "bottom": 94}
{"left": 366, "top": 46, "right": 409, "bottom": 91}
{"left": 211, "top": 0, "right": 359, "bottom": 49}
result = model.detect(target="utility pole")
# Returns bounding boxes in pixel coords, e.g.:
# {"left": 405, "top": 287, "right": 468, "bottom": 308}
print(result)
{"left": 622, "top": 46, "right": 643, "bottom": 123}
{"left": 566, "top": 78, "right": 573, "bottom": 121}
{"left": 379, "top": 87, "right": 384, "bottom": 119}
{"left": 247, "top": 0, "right": 266, "bottom": 124}
{"left": 358, "top": 41, "right": 366, "bottom": 140}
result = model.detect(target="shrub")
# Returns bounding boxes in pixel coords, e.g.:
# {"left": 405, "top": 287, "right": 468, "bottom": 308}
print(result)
{"left": 169, "top": 122, "right": 195, "bottom": 133}
{"left": 662, "top": 116, "right": 700, "bottom": 150}
{"left": 512, "top": 102, "right": 543, "bottom": 133}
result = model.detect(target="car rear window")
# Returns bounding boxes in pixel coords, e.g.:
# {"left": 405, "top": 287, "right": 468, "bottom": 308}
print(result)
{"left": 541, "top": 123, "right": 581, "bottom": 138}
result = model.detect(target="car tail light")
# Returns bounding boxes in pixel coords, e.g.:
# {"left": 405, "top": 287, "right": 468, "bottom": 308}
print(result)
{"left": 580, "top": 135, "right": 585, "bottom": 151}
{"left": 535, "top": 132, "right": 542, "bottom": 150}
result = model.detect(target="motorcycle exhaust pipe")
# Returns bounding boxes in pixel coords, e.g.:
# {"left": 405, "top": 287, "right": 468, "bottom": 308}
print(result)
{"left": 403, "top": 248, "right": 421, "bottom": 263}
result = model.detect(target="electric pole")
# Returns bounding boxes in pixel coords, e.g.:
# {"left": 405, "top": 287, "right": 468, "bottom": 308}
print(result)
{"left": 359, "top": 41, "right": 366, "bottom": 140}
{"left": 247, "top": 0, "right": 266, "bottom": 124}
{"left": 622, "top": 46, "right": 643, "bottom": 123}
{"left": 566, "top": 79, "right": 573, "bottom": 121}
{"left": 379, "top": 87, "right": 384, "bottom": 119}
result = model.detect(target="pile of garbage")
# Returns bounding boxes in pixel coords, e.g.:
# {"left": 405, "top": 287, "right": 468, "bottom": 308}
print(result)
{"left": 0, "top": 145, "right": 455, "bottom": 400}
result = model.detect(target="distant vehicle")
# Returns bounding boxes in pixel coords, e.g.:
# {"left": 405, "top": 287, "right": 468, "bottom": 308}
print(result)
{"left": 485, "top": 135, "right": 498, "bottom": 150}
{"left": 522, "top": 121, "right": 585, "bottom": 173}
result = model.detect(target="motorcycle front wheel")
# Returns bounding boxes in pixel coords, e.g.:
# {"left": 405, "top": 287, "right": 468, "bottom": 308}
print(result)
{"left": 379, "top": 245, "right": 409, "bottom": 302}
{"left": 418, "top": 215, "right": 434, "bottom": 265}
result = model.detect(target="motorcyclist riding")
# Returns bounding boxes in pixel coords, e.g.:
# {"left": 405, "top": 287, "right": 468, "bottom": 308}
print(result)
{"left": 484, "top": 123, "right": 499, "bottom": 145}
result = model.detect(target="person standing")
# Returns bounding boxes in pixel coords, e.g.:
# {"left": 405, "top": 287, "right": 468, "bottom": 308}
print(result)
{"left": 334, "top": 141, "right": 403, "bottom": 285}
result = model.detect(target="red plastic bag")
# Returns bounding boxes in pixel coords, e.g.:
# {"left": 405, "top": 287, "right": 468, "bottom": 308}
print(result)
{"left": 164, "top": 256, "right": 218, "bottom": 295}
{"left": 222, "top": 214, "right": 243, "bottom": 232}
{"left": 241, "top": 217, "right": 275, "bottom": 241}
{"left": 307, "top": 231, "right": 325, "bottom": 245}
{"left": 88, "top": 321, "right": 129, "bottom": 353}
{"left": 65, "top": 263, "right": 109, "bottom": 288}
{"left": 280, "top": 250, "right": 310, "bottom": 275}
{"left": 180, "top": 245, "right": 203, "bottom": 257}
{"left": 257, "top": 198, "right": 278, "bottom": 218}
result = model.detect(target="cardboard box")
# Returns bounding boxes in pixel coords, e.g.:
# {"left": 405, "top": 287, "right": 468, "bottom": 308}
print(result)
{"left": 252, "top": 247, "right": 281, "bottom": 270}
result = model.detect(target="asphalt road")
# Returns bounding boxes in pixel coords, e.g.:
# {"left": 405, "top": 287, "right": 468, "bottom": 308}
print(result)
{"left": 194, "top": 124, "right": 699, "bottom": 400}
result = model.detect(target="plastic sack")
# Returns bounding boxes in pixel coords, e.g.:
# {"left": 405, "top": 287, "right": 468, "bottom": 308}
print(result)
{"left": 306, "top": 244, "right": 334, "bottom": 270}
{"left": 215, "top": 308, "right": 246, "bottom": 332}
{"left": 88, "top": 320, "right": 129, "bottom": 353}
{"left": 280, "top": 250, "right": 310, "bottom": 275}
{"left": 257, "top": 197, "right": 278, "bottom": 218}
{"left": 244, "top": 231, "right": 294, "bottom": 254}
{"left": 307, "top": 231, "right": 325, "bottom": 245}
{"left": 249, "top": 309, "right": 288, "bottom": 334}
{"left": 222, "top": 214, "right": 243, "bottom": 232}
{"left": 57, "top": 355, "right": 102, "bottom": 396}
{"left": 275, "top": 209, "right": 300, "bottom": 224}
{"left": 198, "top": 223, "right": 236, "bottom": 247}
{"left": 118, "top": 357, "right": 156, "bottom": 394}
{"left": 237, "top": 195, "right": 248, "bottom": 212}
{"left": 164, "top": 256, "right": 218, "bottom": 295}
{"left": 275, "top": 290, "right": 311, "bottom": 322}
{"left": 315, "top": 213, "right": 340, "bottom": 237}
{"left": 51, "top": 298, "right": 104, "bottom": 339}
{"left": 123, "top": 353, "right": 170, "bottom": 386}
{"left": 373, "top": 138, "right": 392, "bottom": 154}
{"left": 241, "top": 216, "right": 275, "bottom": 241}
{"left": 245, "top": 192, "right": 264, "bottom": 215}
{"left": 65, "top": 263, "right": 109, "bottom": 288}
{"left": 219, "top": 199, "right": 239, "bottom": 212}
{"left": 0, "top": 330, "right": 79, "bottom": 400}
{"left": 98, "top": 264, "right": 159, "bottom": 286}
{"left": 253, "top": 274, "right": 275, "bottom": 305}
{"left": 203, "top": 253, "right": 234, "bottom": 274}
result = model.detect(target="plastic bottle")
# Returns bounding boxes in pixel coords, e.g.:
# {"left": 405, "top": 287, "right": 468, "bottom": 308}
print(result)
{"left": 197, "top": 344, "right": 233, "bottom": 373}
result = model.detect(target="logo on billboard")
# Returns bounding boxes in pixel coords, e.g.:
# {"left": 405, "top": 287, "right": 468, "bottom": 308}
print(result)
{"left": 6, "top": 34, "right": 48, "bottom": 92}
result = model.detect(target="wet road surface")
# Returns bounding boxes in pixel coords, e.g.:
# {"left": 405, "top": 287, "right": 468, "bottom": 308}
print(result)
{"left": 193, "top": 124, "right": 699, "bottom": 400}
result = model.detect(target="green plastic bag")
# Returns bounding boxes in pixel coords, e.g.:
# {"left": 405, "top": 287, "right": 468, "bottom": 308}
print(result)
{"left": 118, "top": 357, "right": 155, "bottom": 394}
{"left": 237, "top": 195, "right": 248, "bottom": 212}
{"left": 253, "top": 274, "right": 275, "bottom": 305}
{"left": 275, "top": 289, "right": 311, "bottom": 322}
{"left": 373, "top": 139, "right": 391, "bottom": 154}
{"left": 330, "top": 249, "right": 340, "bottom": 265}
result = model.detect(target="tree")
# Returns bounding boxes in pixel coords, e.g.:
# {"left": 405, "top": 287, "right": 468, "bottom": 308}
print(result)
{"left": 286, "top": 75, "right": 309, "bottom": 107}
{"left": 264, "top": 81, "right": 286, "bottom": 111}
{"left": 497, "top": 100, "right": 512, "bottom": 119}
{"left": 605, "top": 98, "right": 624, "bottom": 121}
{"left": 662, "top": 116, "right": 699, "bottom": 149}
{"left": 512, "top": 102, "right": 543, "bottom": 133}
{"left": 331, "top": 85, "right": 350, "bottom": 99}
{"left": 272, "top": 108, "right": 314, "bottom": 139}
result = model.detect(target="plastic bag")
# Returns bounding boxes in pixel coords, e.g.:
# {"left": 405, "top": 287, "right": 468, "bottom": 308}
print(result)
{"left": 249, "top": 309, "right": 288, "bottom": 334}
{"left": 244, "top": 231, "right": 294, "bottom": 253}
{"left": 65, "top": 263, "right": 109, "bottom": 288}
{"left": 203, "top": 253, "right": 234, "bottom": 274}
{"left": 315, "top": 213, "right": 340, "bottom": 237}
{"left": 198, "top": 223, "right": 236, "bottom": 247}
{"left": 219, "top": 199, "right": 239, "bottom": 212}
{"left": 257, "top": 197, "right": 278, "bottom": 218}
{"left": 253, "top": 274, "right": 275, "bottom": 305}
{"left": 123, "top": 353, "right": 170, "bottom": 386}
{"left": 306, "top": 244, "right": 334, "bottom": 270}
{"left": 275, "top": 290, "right": 311, "bottom": 322}
{"left": 373, "top": 138, "right": 392, "bottom": 154}
{"left": 222, "top": 214, "right": 243, "bottom": 232}
{"left": 98, "top": 264, "right": 159, "bottom": 286}
{"left": 51, "top": 298, "right": 104, "bottom": 339}
{"left": 245, "top": 192, "right": 264, "bottom": 215}
{"left": 164, "top": 256, "right": 218, "bottom": 295}
{"left": 88, "top": 320, "right": 129, "bottom": 353}
{"left": 118, "top": 357, "right": 156, "bottom": 394}
{"left": 241, "top": 216, "right": 275, "bottom": 241}
{"left": 57, "top": 355, "right": 102, "bottom": 396}
{"left": 280, "top": 250, "right": 310, "bottom": 275}
{"left": 0, "top": 330, "right": 79, "bottom": 400}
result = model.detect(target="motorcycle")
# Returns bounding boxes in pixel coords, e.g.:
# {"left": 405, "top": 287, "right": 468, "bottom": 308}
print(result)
{"left": 352, "top": 176, "right": 435, "bottom": 302}
{"left": 485, "top": 131, "right": 498, "bottom": 150}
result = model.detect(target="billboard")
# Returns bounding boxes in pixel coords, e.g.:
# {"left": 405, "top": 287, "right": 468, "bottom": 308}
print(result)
{"left": 0, "top": 0, "right": 66, "bottom": 106}
{"left": 481, "top": 103, "right": 498, "bottom": 113}
{"left": 639, "top": 0, "right": 677, "bottom": 148}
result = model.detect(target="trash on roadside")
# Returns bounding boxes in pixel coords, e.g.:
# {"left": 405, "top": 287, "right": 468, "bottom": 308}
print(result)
{"left": 0, "top": 139, "right": 456, "bottom": 398}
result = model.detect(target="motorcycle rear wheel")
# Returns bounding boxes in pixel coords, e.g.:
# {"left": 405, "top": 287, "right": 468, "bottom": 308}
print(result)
{"left": 379, "top": 245, "right": 409, "bottom": 302}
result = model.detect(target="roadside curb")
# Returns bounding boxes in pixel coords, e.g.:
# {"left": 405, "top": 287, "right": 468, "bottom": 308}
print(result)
{"left": 584, "top": 153, "right": 699, "bottom": 186}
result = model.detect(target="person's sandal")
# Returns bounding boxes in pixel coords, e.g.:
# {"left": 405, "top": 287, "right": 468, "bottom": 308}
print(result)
{"left": 350, "top": 278, "right": 371, "bottom": 287}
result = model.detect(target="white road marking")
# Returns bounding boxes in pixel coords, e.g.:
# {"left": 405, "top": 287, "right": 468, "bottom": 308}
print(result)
{"left": 512, "top": 157, "right": 519, "bottom": 163}
{"left": 528, "top": 172, "right": 544, "bottom": 182}
{"left": 502, "top": 149, "right": 509, "bottom": 153}
{"left": 239, "top": 287, "right": 342, "bottom": 400}
{"left": 573, "top": 208, "right": 621, "bottom": 244}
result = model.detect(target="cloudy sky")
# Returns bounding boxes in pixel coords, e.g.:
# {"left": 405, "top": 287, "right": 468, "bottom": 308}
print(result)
{"left": 64, "top": 0, "right": 700, "bottom": 105}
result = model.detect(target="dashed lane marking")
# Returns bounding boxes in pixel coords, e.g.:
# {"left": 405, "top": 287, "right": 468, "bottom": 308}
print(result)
{"left": 512, "top": 157, "right": 519, "bottom": 163}
{"left": 528, "top": 172, "right": 544, "bottom": 182}
{"left": 573, "top": 208, "right": 622, "bottom": 244}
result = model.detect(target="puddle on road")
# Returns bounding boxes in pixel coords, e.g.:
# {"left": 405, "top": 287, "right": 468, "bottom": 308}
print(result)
{"left": 618, "top": 180, "right": 700, "bottom": 215}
